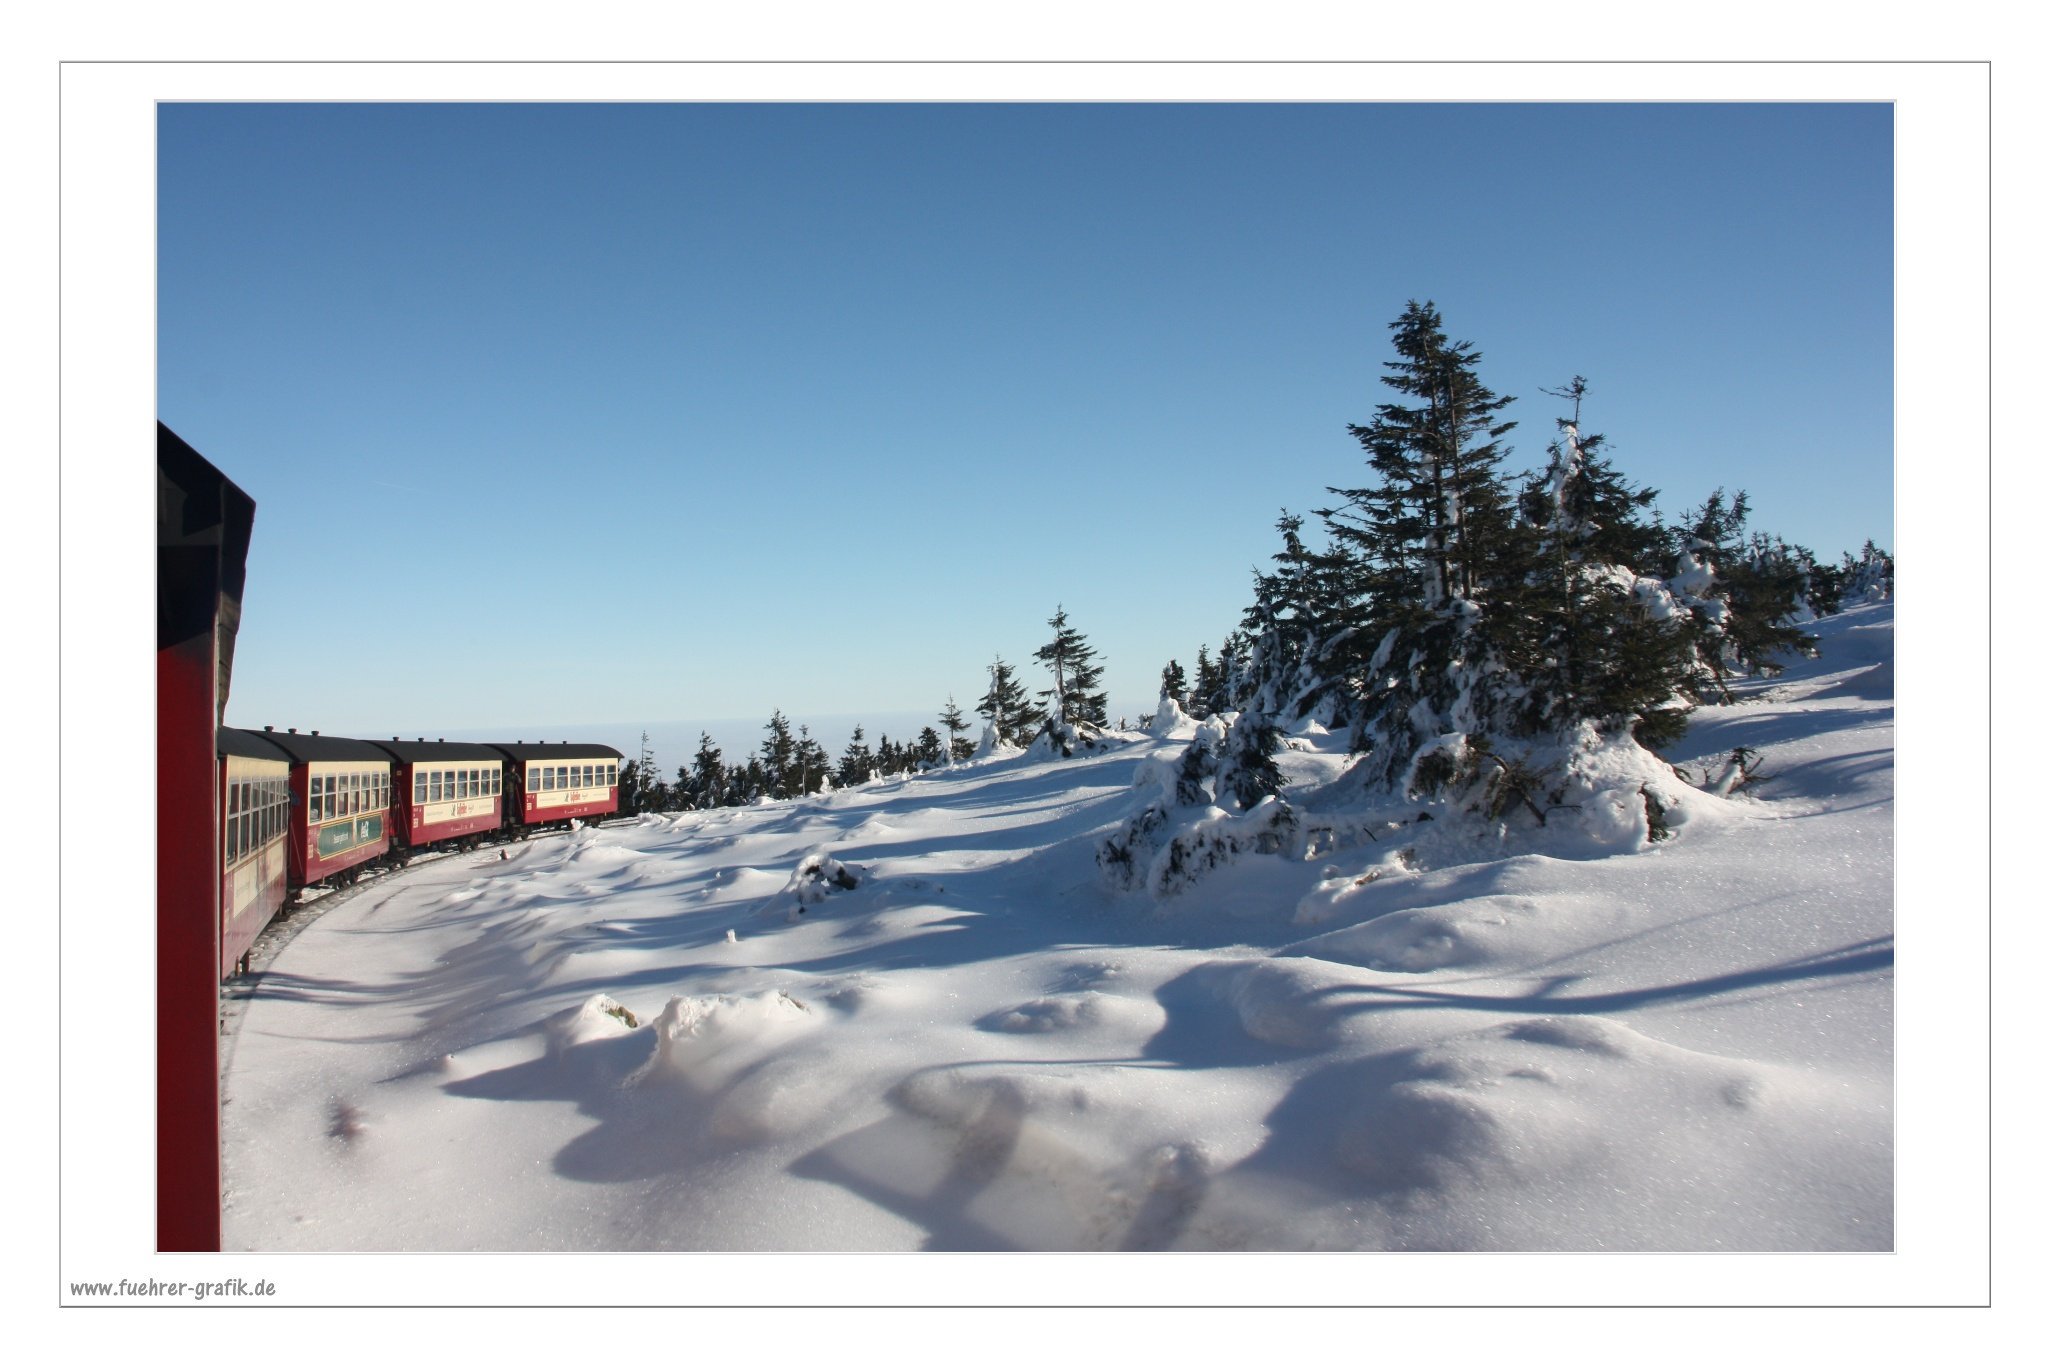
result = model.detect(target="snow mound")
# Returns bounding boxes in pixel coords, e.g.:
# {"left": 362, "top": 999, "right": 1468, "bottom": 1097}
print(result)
{"left": 1317, "top": 1016, "right": 1889, "bottom": 1249}
{"left": 1148, "top": 696, "right": 1197, "bottom": 738}
{"left": 1295, "top": 894, "right": 1548, "bottom": 972}
{"left": 763, "top": 851, "right": 865, "bottom": 918}
{"left": 546, "top": 993, "right": 641, "bottom": 1052}
{"left": 978, "top": 990, "right": 1162, "bottom": 1037}
{"left": 631, "top": 989, "right": 820, "bottom": 1087}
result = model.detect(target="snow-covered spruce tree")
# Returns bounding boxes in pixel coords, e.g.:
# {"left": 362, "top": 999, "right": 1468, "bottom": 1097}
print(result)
{"left": 1511, "top": 378, "right": 1696, "bottom": 751}
{"left": 976, "top": 656, "right": 1043, "bottom": 749}
{"left": 939, "top": 695, "right": 974, "bottom": 762}
{"left": 1841, "top": 540, "right": 1894, "bottom": 604}
{"left": 793, "top": 725, "right": 831, "bottom": 796}
{"left": 1211, "top": 566, "right": 1294, "bottom": 810}
{"left": 692, "top": 731, "right": 726, "bottom": 807}
{"left": 1159, "top": 659, "right": 1187, "bottom": 709}
{"left": 1187, "top": 645, "right": 1219, "bottom": 719}
{"left": 1234, "top": 511, "right": 1356, "bottom": 726}
{"left": 1668, "top": 489, "right": 1817, "bottom": 698}
{"left": 1315, "top": 299, "right": 1527, "bottom": 788}
{"left": 757, "top": 711, "right": 797, "bottom": 798}
{"left": 913, "top": 726, "right": 946, "bottom": 769}
{"left": 836, "top": 725, "right": 874, "bottom": 787}
{"left": 1033, "top": 606, "right": 1108, "bottom": 756}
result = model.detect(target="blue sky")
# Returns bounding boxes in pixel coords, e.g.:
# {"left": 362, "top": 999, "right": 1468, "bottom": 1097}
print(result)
{"left": 159, "top": 102, "right": 1893, "bottom": 755}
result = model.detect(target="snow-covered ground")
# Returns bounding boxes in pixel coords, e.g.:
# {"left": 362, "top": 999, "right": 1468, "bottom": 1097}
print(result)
{"left": 222, "top": 604, "right": 1893, "bottom": 1255}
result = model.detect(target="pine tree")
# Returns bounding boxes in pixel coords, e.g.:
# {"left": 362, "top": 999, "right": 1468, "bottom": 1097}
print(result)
{"left": 793, "top": 725, "right": 831, "bottom": 795}
{"left": 1674, "top": 489, "right": 1817, "bottom": 689}
{"left": 1187, "top": 646, "right": 1218, "bottom": 719}
{"left": 976, "top": 656, "right": 1043, "bottom": 747}
{"left": 939, "top": 695, "right": 974, "bottom": 762}
{"left": 913, "top": 726, "right": 945, "bottom": 769}
{"left": 759, "top": 710, "right": 796, "bottom": 798}
{"left": 837, "top": 725, "right": 874, "bottom": 787}
{"left": 1158, "top": 659, "right": 1187, "bottom": 707}
{"left": 689, "top": 732, "right": 726, "bottom": 808}
{"left": 1316, "top": 300, "right": 1525, "bottom": 785}
{"left": 1514, "top": 378, "right": 1694, "bottom": 748}
{"left": 1034, "top": 605, "right": 1109, "bottom": 734}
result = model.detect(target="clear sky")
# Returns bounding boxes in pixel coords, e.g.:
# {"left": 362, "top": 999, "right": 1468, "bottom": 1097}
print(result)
{"left": 159, "top": 101, "right": 1893, "bottom": 754}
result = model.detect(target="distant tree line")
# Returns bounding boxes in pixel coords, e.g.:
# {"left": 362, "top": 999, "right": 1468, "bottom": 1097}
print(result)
{"left": 618, "top": 606, "right": 1120, "bottom": 813}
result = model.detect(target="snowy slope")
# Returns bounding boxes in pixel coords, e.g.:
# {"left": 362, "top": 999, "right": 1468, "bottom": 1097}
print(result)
{"left": 222, "top": 603, "right": 1892, "bottom": 1253}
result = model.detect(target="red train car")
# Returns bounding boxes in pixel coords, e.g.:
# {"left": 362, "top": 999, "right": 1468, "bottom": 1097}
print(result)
{"left": 371, "top": 737, "right": 506, "bottom": 859}
{"left": 230, "top": 727, "right": 394, "bottom": 891}
{"left": 216, "top": 727, "right": 290, "bottom": 978}
{"left": 487, "top": 741, "right": 623, "bottom": 831}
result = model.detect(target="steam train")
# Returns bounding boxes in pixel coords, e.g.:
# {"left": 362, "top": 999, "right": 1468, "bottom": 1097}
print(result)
{"left": 215, "top": 725, "right": 623, "bottom": 979}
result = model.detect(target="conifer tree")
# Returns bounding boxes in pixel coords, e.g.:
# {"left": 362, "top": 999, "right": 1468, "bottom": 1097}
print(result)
{"left": 1034, "top": 605, "right": 1109, "bottom": 731}
{"left": 1316, "top": 300, "right": 1526, "bottom": 784}
{"left": 976, "top": 656, "right": 1043, "bottom": 747}
{"left": 1514, "top": 378, "right": 1694, "bottom": 748}
{"left": 913, "top": 726, "right": 945, "bottom": 769}
{"left": 939, "top": 695, "right": 974, "bottom": 762}
{"left": 1188, "top": 646, "right": 1219, "bottom": 719}
{"left": 837, "top": 725, "right": 874, "bottom": 787}
{"left": 1673, "top": 489, "right": 1817, "bottom": 691}
{"left": 793, "top": 725, "right": 831, "bottom": 796}
{"left": 760, "top": 710, "right": 796, "bottom": 798}
{"left": 1158, "top": 659, "right": 1187, "bottom": 708}
{"left": 692, "top": 732, "right": 726, "bottom": 807}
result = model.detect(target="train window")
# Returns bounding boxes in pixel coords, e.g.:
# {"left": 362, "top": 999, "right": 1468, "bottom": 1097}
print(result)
{"left": 581, "top": 764, "right": 593, "bottom": 788}
{"left": 429, "top": 771, "right": 442, "bottom": 802}
{"left": 318, "top": 775, "right": 331, "bottom": 822}
{"left": 415, "top": 773, "right": 427, "bottom": 804}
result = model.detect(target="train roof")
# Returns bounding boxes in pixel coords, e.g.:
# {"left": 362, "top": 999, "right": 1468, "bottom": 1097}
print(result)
{"left": 228, "top": 728, "right": 392, "bottom": 764}
{"left": 217, "top": 726, "right": 291, "bottom": 763}
{"left": 366, "top": 738, "right": 507, "bottom": 763}
{"left": 486, "top": 741, "right": 624, "bottom": 762}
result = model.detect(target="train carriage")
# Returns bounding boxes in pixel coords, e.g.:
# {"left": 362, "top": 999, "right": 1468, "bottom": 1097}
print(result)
{"left": 231, "top": 728, "right": 394, "bottom": 890}
{"left": 370, "top": 738, "right": 506, "bottom": 858}
{"left": 486, "top": 741, "right": 623, "bottom": 831}
{"left": 217, "top": 728, "right": 290, "bottom": 979}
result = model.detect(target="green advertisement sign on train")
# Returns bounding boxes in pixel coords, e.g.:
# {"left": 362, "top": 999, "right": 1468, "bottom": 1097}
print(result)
{"left": 316, "top": 813, "right": 385, "bottom": 858}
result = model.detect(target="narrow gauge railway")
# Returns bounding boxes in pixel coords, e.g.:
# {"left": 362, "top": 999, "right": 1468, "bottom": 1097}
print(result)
{"left": 214, "top": 726, "right": 623, "bottom": 980}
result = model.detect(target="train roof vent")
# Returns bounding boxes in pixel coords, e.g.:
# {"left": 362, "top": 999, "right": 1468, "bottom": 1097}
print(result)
{"left": 264, "top": 725, "right": 274, "bottom": 731}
